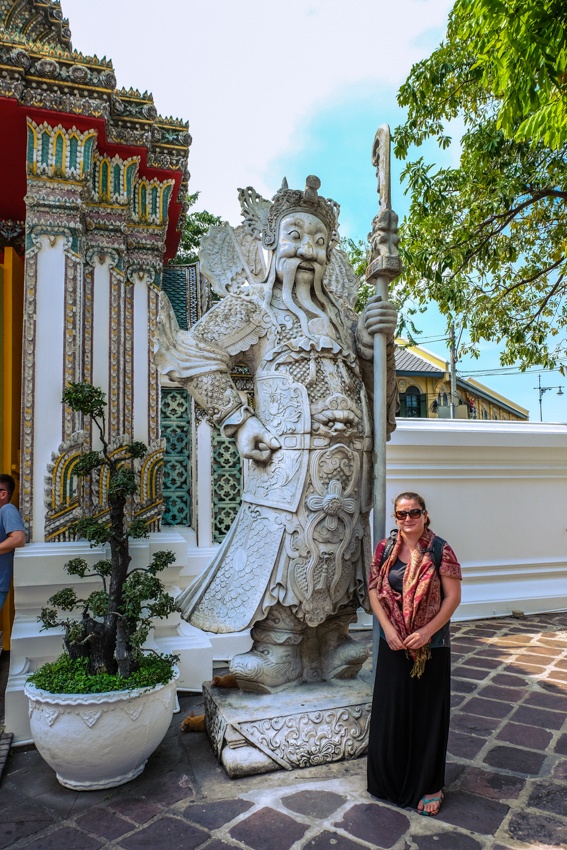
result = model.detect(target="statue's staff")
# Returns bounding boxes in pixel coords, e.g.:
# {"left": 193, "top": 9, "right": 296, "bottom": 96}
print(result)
{"left": 366, "top": 125, "right": 402, "bottom": 668}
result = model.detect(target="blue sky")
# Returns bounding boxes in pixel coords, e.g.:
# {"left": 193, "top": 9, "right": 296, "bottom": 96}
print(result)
{"left": 62, "top": 0, "right": 566, "bottom": 421}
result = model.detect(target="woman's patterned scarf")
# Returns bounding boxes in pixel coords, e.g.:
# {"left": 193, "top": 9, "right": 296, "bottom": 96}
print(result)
{"left": 371, "top": 528, "right": 442, "bottom": 678}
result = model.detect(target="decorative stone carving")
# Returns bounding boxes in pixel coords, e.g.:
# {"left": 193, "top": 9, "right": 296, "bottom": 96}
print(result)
{"left": 155, "top": 176, "right": 398, "bottom": 694}
{"left": 203, "top": 669, "right": 373, "bottom": 778}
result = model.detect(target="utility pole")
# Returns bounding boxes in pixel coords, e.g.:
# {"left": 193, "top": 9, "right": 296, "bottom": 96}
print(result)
{"left": 449, "top": 323, "right": 458, "bottom": 419}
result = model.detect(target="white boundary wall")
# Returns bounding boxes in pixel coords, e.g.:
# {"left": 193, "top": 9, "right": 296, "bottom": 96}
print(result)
{"left": 386, "top": 419, "right": 567, "bottom": 620}
{"left": 6, "top": 418, "right": 567, "bottom": 742}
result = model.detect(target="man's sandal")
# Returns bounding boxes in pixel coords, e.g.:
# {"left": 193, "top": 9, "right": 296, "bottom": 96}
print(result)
{"left": 418, "top": 792, "right": 444, "bottom": 816}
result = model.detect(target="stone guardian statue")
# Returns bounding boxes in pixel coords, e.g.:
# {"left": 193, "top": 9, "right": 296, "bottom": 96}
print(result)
{"left": 155, "top": 176, "right": 397, "bottom": 693}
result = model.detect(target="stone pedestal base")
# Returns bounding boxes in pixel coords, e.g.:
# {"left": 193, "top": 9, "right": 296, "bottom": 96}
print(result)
{"left": 203, "top": 668, "right": 373, "bottom": 778}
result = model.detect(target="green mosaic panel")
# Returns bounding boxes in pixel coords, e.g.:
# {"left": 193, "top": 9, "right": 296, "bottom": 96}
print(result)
{"left": 161, "top": 387, "right": 191, "bottom": 526}
{"left": 212, "top": 431, "right": 242, "bottom": 543}
{"left": 162, "top": 266, "right": 189, "bottom": 330}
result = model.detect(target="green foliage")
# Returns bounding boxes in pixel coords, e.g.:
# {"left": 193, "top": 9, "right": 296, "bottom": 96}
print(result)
{"left": 36, "top": 383, "right": 178, "bottom": 687}
{"left": 125, "top": 441, "right": 147, "bottom": 459}
{"left": 75, "top": 517, "right": 111, "bottom": 547}
{"left": 339, "top": 237, "right": 372, "bottom": 313}
{"left": 28, "top": 653, "right": 176, "bottom": 695}
{"left": 106, "top": 466, "right": 137, "bottom": 499}
{"left": 128, "top": 518, "right": 150, "bottom": 539}
{"left": 47, "top": 587, "right": 80, "bottom": 611}
{"left": 394, "top": 0, "right": 567, "bottom": 368}
{"left": 62, "top": 382, "right": 106, "bottom": 419}
{"left": 74, "top": 451, "right": 103, "bottom": 477}
{"left": 457, "top": 0, "right": 567, "bottom": 150}
{"left": 169, "top": 191, "right": 222, "bottom": 265}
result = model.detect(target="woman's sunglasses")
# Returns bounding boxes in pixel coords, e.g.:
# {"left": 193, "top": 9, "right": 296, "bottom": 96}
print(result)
{"left": 394, "top": 509, "right": 425, "bottom": 520}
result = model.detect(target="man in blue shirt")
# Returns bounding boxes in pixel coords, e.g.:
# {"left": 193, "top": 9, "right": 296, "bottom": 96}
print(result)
{"left": 0, "top": 474, "right": 26, "bottom": 613}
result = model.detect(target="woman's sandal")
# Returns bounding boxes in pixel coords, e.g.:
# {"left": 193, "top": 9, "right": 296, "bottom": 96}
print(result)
{"left": 418, "top": 792, "right": 444, "bottom": 816}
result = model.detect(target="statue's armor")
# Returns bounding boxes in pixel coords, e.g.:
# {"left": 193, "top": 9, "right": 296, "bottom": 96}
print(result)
{"left": 171, "top": 288, "right": 382, "bottom": 633}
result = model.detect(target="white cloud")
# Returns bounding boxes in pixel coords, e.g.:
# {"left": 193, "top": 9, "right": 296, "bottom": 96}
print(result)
{"left": 62, "top": 0, "right": 452, "bottom": 219}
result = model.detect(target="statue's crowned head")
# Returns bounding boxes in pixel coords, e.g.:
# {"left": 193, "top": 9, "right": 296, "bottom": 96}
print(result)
{"left": 238, "top": 176, "right": 340, "bottom": 261}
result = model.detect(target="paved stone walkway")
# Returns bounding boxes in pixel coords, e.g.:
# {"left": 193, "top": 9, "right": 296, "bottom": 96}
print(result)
{"left": 2, "top": 612, "right": 567, "bottom": 849}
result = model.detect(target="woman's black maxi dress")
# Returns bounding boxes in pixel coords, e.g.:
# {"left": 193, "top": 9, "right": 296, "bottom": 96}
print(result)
{"left": 367, "top": 554, "right": 455, "bottom": 809}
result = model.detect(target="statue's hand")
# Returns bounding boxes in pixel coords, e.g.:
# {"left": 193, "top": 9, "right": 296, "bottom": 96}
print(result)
{"left": 362, "top": 294, "right": 398, "bottom": 337}
{"left": 236, "top": 416, "right": 281, "bottom": 463}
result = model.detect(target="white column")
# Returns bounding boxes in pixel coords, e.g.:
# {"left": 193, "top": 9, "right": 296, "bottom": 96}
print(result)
{"left": 32, "top": 237, "right": 66, "bottom": 541}
{"left": 196, "top": 418, "right": 214, "bottom": 548}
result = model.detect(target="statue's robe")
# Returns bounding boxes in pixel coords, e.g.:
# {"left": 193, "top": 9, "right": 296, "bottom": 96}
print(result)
{"left": 155, "top": 282, "right": 397, "bottom": 633}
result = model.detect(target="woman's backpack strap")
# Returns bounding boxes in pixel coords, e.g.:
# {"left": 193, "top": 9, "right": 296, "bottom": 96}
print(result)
{"left": 379, "top": 529, "right": 399, "bottom": 566}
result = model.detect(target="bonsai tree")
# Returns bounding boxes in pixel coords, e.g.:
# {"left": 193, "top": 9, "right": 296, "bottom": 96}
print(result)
{"left": 31, "top": 382, "right": 178, "bottom": 691}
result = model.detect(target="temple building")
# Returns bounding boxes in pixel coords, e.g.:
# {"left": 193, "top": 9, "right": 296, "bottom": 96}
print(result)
{"left": 0, "top": 0, "right": 193, "bottom": 736}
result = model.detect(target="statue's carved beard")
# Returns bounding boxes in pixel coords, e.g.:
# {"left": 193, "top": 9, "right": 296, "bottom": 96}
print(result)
{"left": 279, "top": 256, "right": 334, "bottom": 340}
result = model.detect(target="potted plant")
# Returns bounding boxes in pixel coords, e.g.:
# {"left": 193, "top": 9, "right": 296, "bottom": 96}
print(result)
{"left": 24, "top": 382, "right": 179, "bottom": 791}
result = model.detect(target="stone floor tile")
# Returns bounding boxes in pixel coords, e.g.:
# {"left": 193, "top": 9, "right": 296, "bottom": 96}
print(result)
{"left": 333, "top": 802, "right": 410, "bottom": 849}
{"left": 551, "top": 758, "right": 567, "bottom": 779}
{"left": 466, "top": 656, "right": 501, "bottom": 670}
{"left": 22, "top": 826, "right": 104, "bottom": 850}
{"left": 507, "top": 811, "right": 567, "bottom": 847}
{"left": 518, "top": 648, "right": 556, "bottom": 659}
{"left": 451, "top": 640, "right": 478, "bottom": 651}
{"left": 483, "top": 745, "right": 546, "bottom": 775}
{"left": 0, "top": 801, "right": 54, "bottom": 850}
{"left": 451, "top": 679, "right": 477, "bottom": 694}
{"left": 490, "top": 673, "right": 530, "bottom": 688}
{"left": 507, "top": 663, "right": 546, "bottom": 675}
{"left": 413, "top": 832, "right": 482, "bottom": 850}
{"left": 458, "top": 767, "right": 525, "bottom": 800}
{"left": 119, "top": 816, "right": 209, "bottom": 850}
{"left": 554, "top": 658, "right": 567, "bottom": 671}
{"left": 526, "top": 689, "right": 567, "bottom": 712}
{"left": 450, "top": 693, "right": 468, "bottom": 709}
{"left": 510, "top": 703, "right": 565, "bottom": 730}
{"left": 496, "top": 721, "right": 552, "bottom": 750}
{"left": 447, "top": 730, "right": 486, "bottom": 760}
{"left": 476, "top": 684, "right": 525, "bottom": 703}
{"left": 130, "top": 769, "right": 195, "bottom": 806}
{"left": 304, "top": 830, "right": 370, "bottom": 850}
{"left": 539, "top": 678, "right": 567, "bottom": 694}
{"left": 452, "top": 665, "right": 490, "bottom": 681}
{"left": 0, "top": 784, "right": 24, "bottom": 812}
{"left": 183, "top": 798, "right": 254, "bottom": 829}
{"left": 461, "top": 697, "right": 513, "bottom": 719}
{"left": 205, "top": 842, "right": 244, "bottom": 850}
{"left": 451, "top": 712, "right": 500, "bottom": 737}
{"left": 498, "top": 635, "right": 527, "bottom": 645}
{"left": 474, "top": 648, "right": 514, "bottom": 659}
{"left": 282, "top": 789, "right": 347, "bottom": 819}
{"left": 445, "top": 761, "right": 466, "bottom": 787}
{"left": 435, "top": 791, "right": 509, "bottom": 834}
{"left": 229, "top": 807, "right": 308, "bottom": 850}
{"left": 75, "top": 807, "right": 135, "bottom": 840}
{"left": 528, "top": 781, "right": 567, "bottom": 816}
{"left": 546, "top": 668, "right": 567, "bottom": 682}
{"left": 108, "top": 797, "right": 163, "bottom": 824}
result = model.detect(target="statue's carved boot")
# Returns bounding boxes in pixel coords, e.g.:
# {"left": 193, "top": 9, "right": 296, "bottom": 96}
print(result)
{"left": 230, "top": 604, "right": 304, "bottom": 693}
{"left": 317, "top": 608, "right": 369, "bottom": 681}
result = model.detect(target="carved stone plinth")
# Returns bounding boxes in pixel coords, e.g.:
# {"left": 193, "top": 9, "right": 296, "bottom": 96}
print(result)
{"left": 203, "top": 669, "right": 372, "bottom": 778}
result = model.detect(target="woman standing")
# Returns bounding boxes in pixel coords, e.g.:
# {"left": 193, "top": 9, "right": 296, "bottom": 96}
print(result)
{"left": 367, "top": 492, "right": 462, "bottom": 816}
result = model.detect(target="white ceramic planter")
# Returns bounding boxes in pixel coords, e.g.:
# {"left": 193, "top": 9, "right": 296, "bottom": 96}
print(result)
{"left": 25, "top": 672, "right": 178, "bottom": 790}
